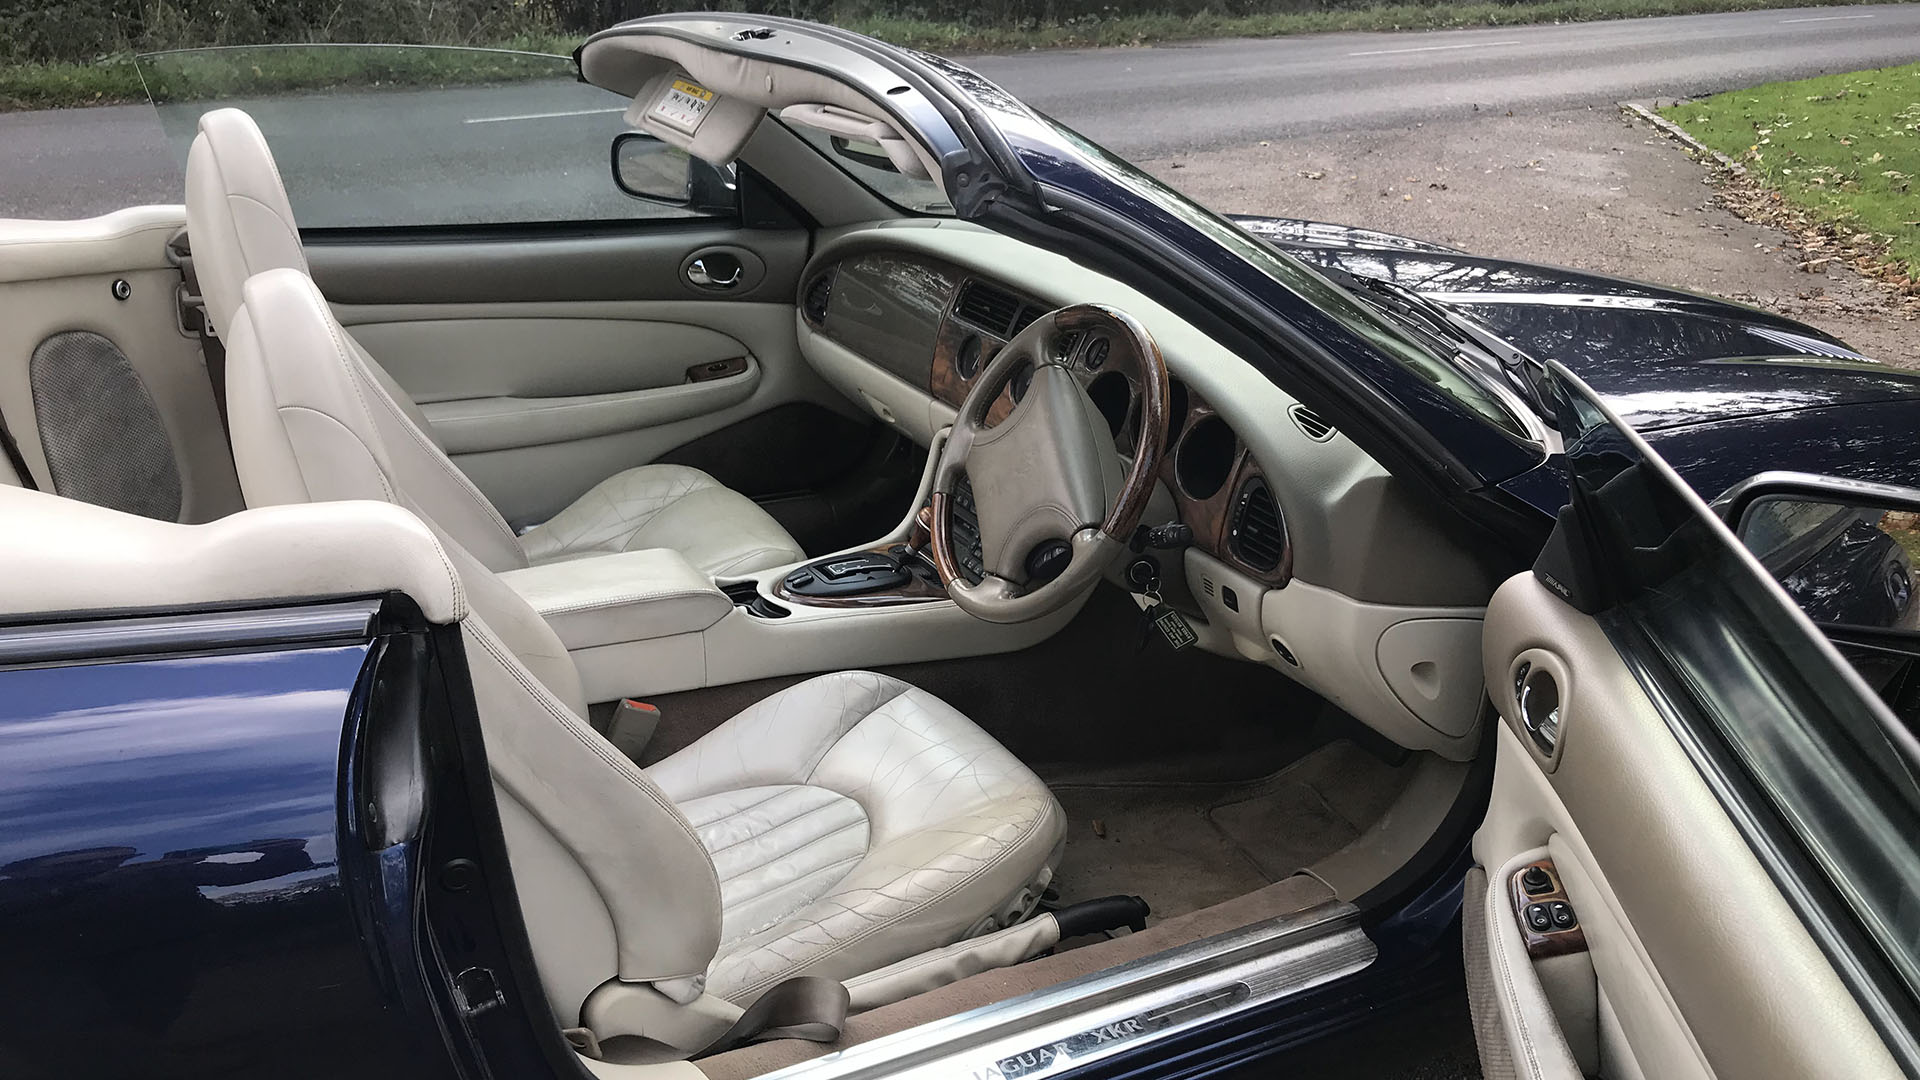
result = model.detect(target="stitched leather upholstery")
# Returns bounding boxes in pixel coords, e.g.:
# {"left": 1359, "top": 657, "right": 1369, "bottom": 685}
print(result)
{"left": 652, "top": 672, "right": 1067, "bottom": 1003}
{"left": 223, "top": 268, "right": 1065, "bottom": 1033}
{"left": 187, "top": 108, "right": 804, "bottom": 578}
{"left": 519, "top": 463, "right": 806, "bottom": 577}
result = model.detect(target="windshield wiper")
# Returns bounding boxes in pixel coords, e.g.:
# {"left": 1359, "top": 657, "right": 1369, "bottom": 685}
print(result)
{"left": 1337, "top": 271, "right": 1560, "bottom": 429}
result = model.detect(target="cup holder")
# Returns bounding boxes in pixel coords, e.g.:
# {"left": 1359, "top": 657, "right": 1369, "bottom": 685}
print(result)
{"left": 720, "top": 580, "right": 790, "bottom": 619}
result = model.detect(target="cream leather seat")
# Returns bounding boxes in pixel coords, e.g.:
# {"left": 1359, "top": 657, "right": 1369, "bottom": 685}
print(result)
{"left": 222, "top": 266, "right": 1067, "bottom": 1047}
{"left": 183, "top": 107, "right": 804, "bottom": 577}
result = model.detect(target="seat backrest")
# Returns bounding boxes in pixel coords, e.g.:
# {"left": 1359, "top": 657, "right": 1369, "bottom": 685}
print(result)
{"left": 186, "top": 109, "right": 530, "bottom": 572}
{"left": 225, "top": 267, "right": 723, "bottom": 1021}
{"left": 184, "top": 108, "right": 309, "bottom": 340}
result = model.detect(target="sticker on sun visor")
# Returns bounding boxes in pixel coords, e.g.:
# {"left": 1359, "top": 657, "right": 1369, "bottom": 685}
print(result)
{"left": 650, "top": 77, "right": 716, "bottom": 136}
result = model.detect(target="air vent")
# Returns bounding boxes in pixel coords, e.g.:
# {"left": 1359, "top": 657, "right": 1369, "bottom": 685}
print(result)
{"left": 954, "top": 280, "right": 1023, "bottom": 336}
{"left": 803, "top": 268, "right": 837, "bottom": 325}
{"left": 1229, "top": 476, "right": 1286, "bottom": 572}
{"left": 1289, "top": 404, "right": 1335, "bottom": 442}
{"left": 1011, "top": 304, "right": 1044, "bottom": 336}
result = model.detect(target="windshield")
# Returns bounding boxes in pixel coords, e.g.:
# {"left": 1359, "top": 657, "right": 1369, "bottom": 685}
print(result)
{"left": 1039, "top": 120, "right": 1529, "bottom": 440}
{"left": 134, "top": 44, "right": 702, "bottom": 229}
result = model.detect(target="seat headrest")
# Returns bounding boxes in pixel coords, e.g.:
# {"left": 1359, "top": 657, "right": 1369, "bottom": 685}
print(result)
{"left": 185, "top": 108, "right": 308, "bottom": 339}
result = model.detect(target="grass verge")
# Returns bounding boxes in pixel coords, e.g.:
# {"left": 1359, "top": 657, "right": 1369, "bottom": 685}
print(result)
{"left": 0, "top": 0, "right": 1904, "bottom": 112}
{"left": 1663, "top": 62, "right": 1920, "bottom": 281}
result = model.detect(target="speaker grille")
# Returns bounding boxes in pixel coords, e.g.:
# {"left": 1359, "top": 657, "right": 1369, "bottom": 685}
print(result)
{"left": 30, "top": 331, "right": 182, "bottom": 521}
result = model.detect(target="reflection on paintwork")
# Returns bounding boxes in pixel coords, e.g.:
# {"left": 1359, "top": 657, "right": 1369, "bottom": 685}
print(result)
{"left": 1647, "top": 402, "right": 1920, "bottom": 500}
{"left": 1743, "top": 498, "right": 1920, "bottom": 631}
{"left": 0, "top": 644, "right": 418, "bottom": 1078}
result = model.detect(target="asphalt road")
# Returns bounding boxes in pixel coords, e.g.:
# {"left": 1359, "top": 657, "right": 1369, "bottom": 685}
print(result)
{"left": 3, "top": 4, "right": 1919, "bottom": 219}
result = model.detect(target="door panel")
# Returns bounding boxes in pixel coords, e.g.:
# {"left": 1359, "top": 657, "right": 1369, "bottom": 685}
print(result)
{"left": 305, "top": 225, "right": 807, "bottom": 305}
{"left": 1468, "top": 366, "right": 1911, "bottom": 1080}
{"left": 318, "top": 231, "right": 866, "bottom": 527}
{"left": 0, "top": 207, "right": 241, "bottom": 522}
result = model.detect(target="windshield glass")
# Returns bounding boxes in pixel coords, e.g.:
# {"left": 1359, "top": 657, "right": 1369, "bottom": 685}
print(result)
{"left": 135, "top": 44, "right": 708, "bottom": 229}
{"left": 1040, "top": 119, "right": 1528, "bottom": 440}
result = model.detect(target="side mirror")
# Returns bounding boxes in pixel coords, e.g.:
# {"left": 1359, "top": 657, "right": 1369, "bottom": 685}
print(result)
{"left": 610, "top": 131, "right": 736, "bottom": 214}
{"left": 1722, "top": 471, "right": 1920, "bottom": 632}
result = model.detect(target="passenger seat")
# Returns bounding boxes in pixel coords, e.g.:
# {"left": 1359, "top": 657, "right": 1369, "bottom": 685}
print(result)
{"left": 182, "top": 107, "right": 804, "bottom": 577}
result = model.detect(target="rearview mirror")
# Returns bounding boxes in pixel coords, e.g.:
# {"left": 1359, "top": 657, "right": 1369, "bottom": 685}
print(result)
{"left": 610, "top": 131, "right": 736, "bottom": 214}
{"left": 1724, "top": 472, "right": 1920, "bottom": 631}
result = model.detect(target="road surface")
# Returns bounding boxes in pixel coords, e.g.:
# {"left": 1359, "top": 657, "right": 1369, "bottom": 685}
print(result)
{"left": 2, "top": 4, "right": 1918, "bottom": 219}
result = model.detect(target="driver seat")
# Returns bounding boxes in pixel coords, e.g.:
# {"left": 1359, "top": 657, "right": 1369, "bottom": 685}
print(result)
{"left": 223, "top": 267, "right": 1067, "bottom": 1050}
{"left": 183, "top": 107, "right": 804, "bottom": 578}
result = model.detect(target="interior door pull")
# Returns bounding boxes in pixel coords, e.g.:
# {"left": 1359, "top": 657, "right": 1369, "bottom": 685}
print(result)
{"left": 687, "top": 357, "right": 749, "bottom": 383}
{"left": 687, "top": 255, "right": 743, "bottom": 290}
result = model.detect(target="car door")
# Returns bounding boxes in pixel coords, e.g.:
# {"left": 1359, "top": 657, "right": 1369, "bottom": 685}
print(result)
{"left": 138, "top": 45, "right": 876, "bottom": 537}
{"left": 1467, "top": 364, "right": 1920, "bottom": 1080}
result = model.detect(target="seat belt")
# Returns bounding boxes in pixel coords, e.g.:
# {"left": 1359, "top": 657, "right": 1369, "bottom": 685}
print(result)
{"left": 0, "top": 403, "right": 38, "bottom": 491}
{"left": 698, "top": 976, "right": 848, "bottom": 1054}
{"left": 166, "top": 229, "right": 229, "bottom": 436}
{"left": 563, "top": 976, "right": 848, "bottom": 1061}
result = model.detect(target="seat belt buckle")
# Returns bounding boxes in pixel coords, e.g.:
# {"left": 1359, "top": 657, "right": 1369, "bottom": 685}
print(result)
{"left": 609, "top": 699, "right": 661, "bottom": 762}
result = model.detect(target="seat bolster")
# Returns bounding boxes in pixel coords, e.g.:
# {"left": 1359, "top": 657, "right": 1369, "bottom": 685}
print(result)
{"left": 186, "top": 108, "right": 309, "bottom": 338}
{"left": 651, "top": 672, "right": 1068, "bottom": 1005}
{"left": 463, "top": 614, "right": 723, "bottom": 1016}
{"left": 518, "top": 464, "right": 803, "bottom": 576}
{"left": 704, "top": 791, "right": 1064, "bottom": 1004}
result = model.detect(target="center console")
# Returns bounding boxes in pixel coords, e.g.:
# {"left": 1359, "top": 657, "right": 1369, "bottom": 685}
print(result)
{"left": 500, "top": 441, "right": 1083, "bottom": 706}
{"left": 771, "top": 476, "right": 982, "bottom": 609}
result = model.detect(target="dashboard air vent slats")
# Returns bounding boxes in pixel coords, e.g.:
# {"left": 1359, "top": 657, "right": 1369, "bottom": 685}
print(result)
{"left": 955, "top": 280, "right": 1023, "bottom": 336}
{"left": 803, "top": 268, "right": 837, "bottom": 325}
{"left": 1289, "top": 404, "right": 1335, "bottom": 442}
{"left": 1229, "top": 476, "right": 1286, "bottom": 572}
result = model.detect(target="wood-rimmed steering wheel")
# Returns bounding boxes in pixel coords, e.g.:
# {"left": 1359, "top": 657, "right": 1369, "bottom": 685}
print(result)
{"left": 930, "top": 303, "right": 1170, "bottom": 624}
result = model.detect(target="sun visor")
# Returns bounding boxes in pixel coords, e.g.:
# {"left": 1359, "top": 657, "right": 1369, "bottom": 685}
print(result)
{"left": 623, "top": 68, "right": 765, "bottom": 165}
{"left": 779, "top": 104, "right": 932, "bottom": 180}
{"left": 579, "top": 26, "right": 946, "bottom": 193}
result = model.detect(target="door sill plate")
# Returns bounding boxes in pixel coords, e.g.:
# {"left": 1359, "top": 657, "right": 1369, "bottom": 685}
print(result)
{"left": 757, "top": 898, "right": 1373, "bottom": 1080}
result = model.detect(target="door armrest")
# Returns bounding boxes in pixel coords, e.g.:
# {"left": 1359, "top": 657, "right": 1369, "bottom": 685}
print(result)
{"left": 499, "top": 549, "right": 730, "bottom": 650}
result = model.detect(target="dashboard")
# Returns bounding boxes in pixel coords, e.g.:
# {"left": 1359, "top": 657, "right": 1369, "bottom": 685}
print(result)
{"left": 802, "top": 249, "right": 1294, "bottom": 589}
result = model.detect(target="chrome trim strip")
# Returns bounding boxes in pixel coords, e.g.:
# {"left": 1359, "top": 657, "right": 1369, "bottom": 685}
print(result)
{"left": 0, "top": 599, "right": 382, "bottom": 665}
{"left": 756, "top": 899, "right": 1373, "bottom": 1080}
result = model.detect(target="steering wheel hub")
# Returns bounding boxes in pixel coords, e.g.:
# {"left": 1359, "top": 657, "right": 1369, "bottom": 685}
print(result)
{"left": 930, "top": 304, "right": 1171, "bottom": 623}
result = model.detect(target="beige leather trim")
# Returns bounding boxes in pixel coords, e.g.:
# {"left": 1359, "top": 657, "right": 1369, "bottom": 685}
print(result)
{"left": 331, "top": 300, "right": 854, "bottom": 527}
{"left": 0, "top": 206, "right": 187, "bottom": 283}
{"left": 1474, "top": 572, "right": 1902, "bottom": 1080}
{"left": 0, "top": 486, "right": 462, "bottom": 623}
{"left": 186, "top": 109, "right": 311, "bottom": 338}
{"left": 420, "top": 359, "right": 760, "bottom": 456}
{"left": 498, "top": 549, "right": 731, "bottom": 651}
{"left": 0, "top": 261, "right": 243, "bottom": 521}
{"left": 843, "top": 914, "right": 1061, "bottom": 1013}
{"left": 1479, "top": 846, "right": 1583, "bottom": 1080}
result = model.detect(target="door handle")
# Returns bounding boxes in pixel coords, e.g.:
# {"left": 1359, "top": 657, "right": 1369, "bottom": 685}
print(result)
{"left": 687, "top": 255, "right": 743, "bottom": 290}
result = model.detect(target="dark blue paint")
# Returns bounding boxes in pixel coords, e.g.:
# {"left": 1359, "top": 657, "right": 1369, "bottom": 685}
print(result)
{"left": 0, "top": 645, "right": 428, "bottom": 1079}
